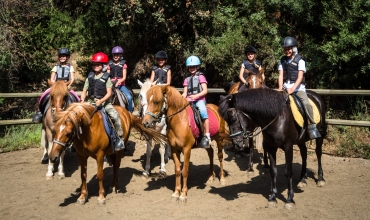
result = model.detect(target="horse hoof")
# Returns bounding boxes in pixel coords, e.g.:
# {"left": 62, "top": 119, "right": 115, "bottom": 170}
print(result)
{"left": 77, "top": 198, "right": 86, "bottom": 205}
{"left": 178, "top": 195, "right": 187, "bottom": 203}
{"left": 284, "top": 202, "right": 295, "bottom": 210}
{"left": 142, "top": 172, "right": 149, "bottom": 179}
{"left": 297, "top": 181, "right": 307, "bottom": 189}
{"left": 45, "top": 175, "right": 53, "bottom": 180}
{"left": 316, "top": 180, "right": 326, "bottom": 187}
{"left": 159, "top": 171, "right": 167, "bottom": 178}
{"left": 57, "top": 174, "right": 65, "bottom": 180}
{"left": 97, "top": 198, "right": 106, "bottom": 205}
{"left": 41, "top": 158, "right": 48, "bottom": 164}
{"left": 265, "top": 201, "right": 277, "bottom": 208}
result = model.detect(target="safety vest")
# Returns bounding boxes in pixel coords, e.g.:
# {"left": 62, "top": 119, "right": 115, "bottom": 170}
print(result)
{"left": 55, "top": 63, "right": 71, "bottom": 81}
{"left": 87, "top": 72, "right": 110, "bottom": 99}
{"left": 153, "top": 65, "right": 171, "bottom": 84}
{"left": 186, "top": 71, "right": 204, "bottom": 95}
{"left": 242, "top": 60, "right": 261, "bottom": 79}
{"left": 108, "top": 59, "right": 126, "bottom": 78}
{"left": 280, "top": 54, "right": 305, "bottom": 84}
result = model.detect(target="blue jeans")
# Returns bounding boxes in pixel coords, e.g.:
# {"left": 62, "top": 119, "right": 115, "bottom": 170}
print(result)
{"left": 118, "top": 85, "right": 133, "bottom": 112}
{"left": 194, "top": 100, "right": 208, "bottom": 119}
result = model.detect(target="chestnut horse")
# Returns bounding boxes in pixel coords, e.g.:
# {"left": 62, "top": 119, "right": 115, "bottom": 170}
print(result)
{"left": 49, "top": 103, "right": 167, "bottom": 204}
{"left": 42, "top": 79, "right": 79, "bottom": 180}
{"left": 218, "top": 88, "right": 327, "bottom": 209}
{"left": 138, "top": 79, "right": 171, "bottom": 178}
{"left": 224, "top": 69, "right": 269, "bottom": 172}
{"left": 142, "top": 85, "right": 228, "bottom": 202}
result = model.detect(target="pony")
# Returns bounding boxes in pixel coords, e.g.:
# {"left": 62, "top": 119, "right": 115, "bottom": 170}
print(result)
{"left": 110, "top": 85, "right": 135, "bottom": 112}
{"left": 48, "top": 102, "right": 168, "bottom": 205}
{"left": 224, "top": 68, "right": 269, "bottom": 172}
{"left": 218, "top": 88, "right": 327, "bottom": 209}
{"left": 142, "top": 85, "right": 228, "bottom": 202}
{"left": 41, "top": 79, "right": 79, "bottom": 180}
{"left": 138, "top": 79, "right": 171, "bottom": 178}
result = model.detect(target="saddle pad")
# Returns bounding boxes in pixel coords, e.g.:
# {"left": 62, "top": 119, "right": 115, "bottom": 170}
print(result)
{"left": 39, "top": 89, "right": 80, "bottom": 114}
{"left": 99, "top": 109, "right": 117, "bottom": 149}
{"left": 186, "top": 106, "right": 220, "bottom": 139}
{"left": 289, "top": 96, "right": 320, "bottom": 127}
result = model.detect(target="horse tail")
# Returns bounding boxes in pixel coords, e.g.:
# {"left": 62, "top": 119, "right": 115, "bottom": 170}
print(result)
{"left": 129, "top": 113, "right": 169, "bottom": 146}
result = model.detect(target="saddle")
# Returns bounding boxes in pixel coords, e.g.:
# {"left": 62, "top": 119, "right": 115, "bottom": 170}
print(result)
{"left": 39, "top": 90, "right": 80, "bottom": 115}
{"left": 112, "top": 87, "right": 134, "bottom": 111}
{"left": 186, "top": 104, "right": 220, "bottom": 142}
{"left": 99, "top": 108, "right": 118, "bottom": 152}
{"left": 288, "top": 94, "right": 321, "bottom": 127}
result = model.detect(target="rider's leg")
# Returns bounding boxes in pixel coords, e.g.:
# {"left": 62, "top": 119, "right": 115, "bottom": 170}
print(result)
{"left": 32, "top": 88, "right": 51, "bottom": 123}
{"left": 119, "top": 86, "right": 133, "bottom": 112}
{"left": 105, "top": 103, "right": 125, "bottom": 151}
{"left": 296, "top": 91, "right": 321, "bottom": 139}
{"left": 196, "top": 100, "right": 210, "bottom": 148}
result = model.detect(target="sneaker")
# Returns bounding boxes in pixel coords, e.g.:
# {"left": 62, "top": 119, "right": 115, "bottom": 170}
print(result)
{"left": 199, "top": 136, "right": 210, "bottom": 149}
{"left": 32, "top": 111, "right": 43, "bottom": 123}
{"left": 307, "top": 124, "right": 321, "bottom": 139}
{"left": 115, "top": 137, "right": 125, "bottom": 151}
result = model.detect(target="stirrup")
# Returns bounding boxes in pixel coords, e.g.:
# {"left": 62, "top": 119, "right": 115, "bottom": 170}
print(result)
{"left": 307, "top": 124, "right": 321, "bottom": 139}
{"left": 32, "top": 111, "right": 43, "bottom": 123}
{"left": 115, "top": 137, "right": 125, "bottom": 151}
{"left": 199, "top": 136, "right": 210, "bottom": 149}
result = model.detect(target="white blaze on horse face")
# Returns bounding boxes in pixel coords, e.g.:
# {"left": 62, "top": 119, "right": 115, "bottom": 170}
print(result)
{"left": 59, "top": 124, "right": 66, "bottom": 133}
{"left": 149, "top": 94, "right": 153, "bottom": 102}
{"left": 252, "top": 77, "right": 257, "bottom": 88}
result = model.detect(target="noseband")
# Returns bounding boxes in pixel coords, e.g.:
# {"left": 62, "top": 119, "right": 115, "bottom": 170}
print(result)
{"left": 145, "top": 97, "right": 167, "bottom": 122}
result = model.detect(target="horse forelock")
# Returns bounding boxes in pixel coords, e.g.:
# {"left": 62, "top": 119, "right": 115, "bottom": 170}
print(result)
{"left": 50, "top": 81, "right": 69, "bottom": 98}
{"left": 235, "top": 89, "right": 285, "bottom": 118}
{"left": 55, "top": 103, "right": 92, "bottom": 130}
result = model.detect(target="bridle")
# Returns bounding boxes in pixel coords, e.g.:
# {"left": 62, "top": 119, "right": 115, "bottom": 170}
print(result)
{"left": 52, "top": 112, "right": 81, "bottom": 150}
{"left": 229, "top": 108, "right": 279, "bottom": 139}
{"left": 145, "top": 95, "right": 190, "bottom": 122}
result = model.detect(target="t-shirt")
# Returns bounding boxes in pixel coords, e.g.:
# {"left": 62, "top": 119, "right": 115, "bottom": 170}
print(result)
{"left": 183, "top": 74, "right": 207, "bottom": 102}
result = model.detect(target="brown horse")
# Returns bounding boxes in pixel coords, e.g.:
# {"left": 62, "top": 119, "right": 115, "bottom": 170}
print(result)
{"left": 48, "top": 103, "right": 167, "bottom": 205}
{"left": 224, "top": 69, "right": 268, "bottom": 172}
{"left": 142, "top": 85, "right": 228, "bottom": 203}
{"left": 42, "top": 79, "right": 78, "bottom": 180}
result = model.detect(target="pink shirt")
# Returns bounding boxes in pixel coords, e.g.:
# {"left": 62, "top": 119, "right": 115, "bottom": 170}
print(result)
{"left": 107, "top": 63, "right": 128, "bottom": 86}
{"left": 183, "top": 74, "right": 207, "bottom": 102}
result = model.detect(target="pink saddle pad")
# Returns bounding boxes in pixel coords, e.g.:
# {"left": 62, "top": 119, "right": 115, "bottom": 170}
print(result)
{"left": 186, "top": 106, "right": 220, "bottom": 139}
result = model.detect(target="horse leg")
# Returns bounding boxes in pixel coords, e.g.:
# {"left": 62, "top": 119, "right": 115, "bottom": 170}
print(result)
{"left": 76, "top": 153, "right": 88, "bottom": 205}
{"left": 179, "top": 147, "right": 191, "bottom": 203}
{"left": 315, "top": 137, "right": 326, "bottom": 187}
{"left": 158, "top": 143, "right": 167, "bottom": 178}
{"left": 57, "top": 150, "right": 66, "bottom": 179}
{"left": 263, "top": 145, "right": 269, "bottom": 168}
{"left": 247, "top": 138, "right": 254, "bottom": 173}
{"left": 40, "top": 129, "right": 48, "bottom": 164}
{"left": 216, "top": 138, "right": 226, "bottom": 185}
{"left": 205, "top": 144, "right": 215, "bottom": 184}
{"left": 45, "top": 136, "right": 54, "bottom": 180}
{"left": 110, "top": 150, "right": 124, "bottom": 193}
{"left": 266, "top": 147, "right": 278, "bottom": 208}
{"left": 297, "top": 143, "right": 308, "bottom": 188}
{"left": 96, "top": 152, "right": 106, "bottom": 204}
{"left": 143, "top": 135, "right": 152, "bottom": 178}
{"left": 284, "top": 145, "right": 295, "bottom": 209}
{"left": 164, "top": 144, "right": 171, "bottom": 161}
{"left": 171, "top": 149, "right": 182, "bottom": 201}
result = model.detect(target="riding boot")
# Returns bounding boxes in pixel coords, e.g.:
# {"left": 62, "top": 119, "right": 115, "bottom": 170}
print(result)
{"left": 199, "top": 136, "right": 210, "bottom": 148}
{"left": 32, "top": 111, "right": 43, "bottom": 123}
{"left": 115, "top": 136, "right": 125, "bottom": 151}
{"left": 307, "top": 124, "right": 321, "bottom": 139}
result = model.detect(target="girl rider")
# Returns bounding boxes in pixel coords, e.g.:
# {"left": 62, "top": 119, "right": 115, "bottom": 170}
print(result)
{"left": 150, "top": 51, "right": 172, "bottom": 85}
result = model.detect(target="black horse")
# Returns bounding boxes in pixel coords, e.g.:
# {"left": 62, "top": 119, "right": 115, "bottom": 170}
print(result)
{"left": 218, "top": 88, "right": 327, "bottom": 209}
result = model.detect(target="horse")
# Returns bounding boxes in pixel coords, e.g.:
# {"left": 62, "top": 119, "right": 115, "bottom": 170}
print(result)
{"left": 142, "top": 85, "right": 228, "bottom": 202}
{"left": 48, "top": 102, "right": 168, "bottom": 205}
{"left": 138, "top": 79, "right": 171, "bottom": 178}
{"left": 224, "top": 69, "right": 269, "bottom": 172}
{"left": 110, "top": 82, "right": 135, "bottom": 112}
{"left": 41, "top": 79, "right": 79, "bottom": 180}
{"left": 218, "top": 88, "right": 327, "bottom": 209}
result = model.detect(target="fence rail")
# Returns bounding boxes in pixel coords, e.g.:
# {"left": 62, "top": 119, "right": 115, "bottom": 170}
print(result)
{"left": 1, "top": 89, "right": 370, "bottom": 127}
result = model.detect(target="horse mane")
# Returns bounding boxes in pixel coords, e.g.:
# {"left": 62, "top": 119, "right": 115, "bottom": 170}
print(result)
{"left": 234, "top": 88, "right": 286, "bottom": 118}
{"left": 163, "top": 86, "right": 189, "bottom": 110}
{"left": 54, "top": 103, "right": 92, "bottom": 131}
{"left": 218, "top": 94, "right": 234, "bottom": 121}
{"left": 50, "top": 80, "right": 69, "bottom": 97}
{"left": 141, "top": 78, "right": 153, "bottom": 91}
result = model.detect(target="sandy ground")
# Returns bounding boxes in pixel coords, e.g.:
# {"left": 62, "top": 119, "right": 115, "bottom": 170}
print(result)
{"left": 0, "top": 139, "right": 369, "bottom": 220}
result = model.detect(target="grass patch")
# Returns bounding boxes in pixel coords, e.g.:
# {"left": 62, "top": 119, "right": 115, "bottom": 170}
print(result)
{"left": 0, "top": 124, "right": 42, "bottom": 152}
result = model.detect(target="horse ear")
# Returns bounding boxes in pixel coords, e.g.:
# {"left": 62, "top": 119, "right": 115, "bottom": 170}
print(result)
{"left": 160, "top": 85, "right": 169, "bottom": 94}
{"left": 64, "top": 79, "right": 71, "bottom": 86}
{"left": 152, "top": 78, "right": 159, "bottom": 85}
{"left": 138, "top": 79, "right": 143, "bottom": 87}
{"left": 260, "top": 68, "right": 264, "bottom": 74}
{"left": 48, "top": 79, "right": 53, "bottom": 87}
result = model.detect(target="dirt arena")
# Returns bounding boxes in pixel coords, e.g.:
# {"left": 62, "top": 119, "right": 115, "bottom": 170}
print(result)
{"left": 0, "top": 139, "right": 369, "bottom": 220}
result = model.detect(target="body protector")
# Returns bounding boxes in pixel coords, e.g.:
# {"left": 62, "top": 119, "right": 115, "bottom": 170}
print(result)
{"left": 55, "top": 63, "right": 71, "bottom": 81}
{"left": 87, "top": 72, "right": 110, "bottom": 99}
{"left": 281, "top": 54, "right": 305, "bottom": 84}
{"left": 242, "top": 59, "right": 261, "bottom": 78}
{"left": 108, "top": 59, "right": 126, "bottom": 78}
{"left": 153, "top": 65, "right": 171, "bottom": 84}
{"left": 186, "top": 71, "right": 204, "bottom": 95}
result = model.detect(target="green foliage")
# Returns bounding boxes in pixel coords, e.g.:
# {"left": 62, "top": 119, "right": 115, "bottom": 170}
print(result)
{"left": 0, "top": 124, "right": 42, "bottom": 152}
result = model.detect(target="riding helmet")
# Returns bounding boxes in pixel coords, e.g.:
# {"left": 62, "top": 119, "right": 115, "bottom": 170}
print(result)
{"left": 58, "top": 48, "right": 71, "bottom": 56}
{"left": 281, "top": 37, "right": 298, "bottom": 48}
{"left": 91, "top": 52, "right": 109, "bottom": 63}
{"left": 156, "top": 51, "right": 168, "bottom": 59}
{"left": 186, "top": 55, "right": 201, "bottom": 66}
{"left": 111, "top": 46, "right": 124, "bottom": 54}
{"left": 244, "top": 45, "right": 257, "bottom": 54}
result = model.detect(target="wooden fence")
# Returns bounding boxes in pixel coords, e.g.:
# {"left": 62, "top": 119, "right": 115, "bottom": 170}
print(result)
{"left": 1, "top": 89, "right": 370, "bottom": 127}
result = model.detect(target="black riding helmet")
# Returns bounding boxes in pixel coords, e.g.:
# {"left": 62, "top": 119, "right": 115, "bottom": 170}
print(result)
{"left": 156, "top": 51, "right": 168, "bottom": 59}
{"left": 58, "top": 48, "right": 71, "bottom": 56}
{"left": 244, "top": 45, "right": 257, "bottom": 54}
{"left": 281, "top": 37, "right": 298, "bottom": 48}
